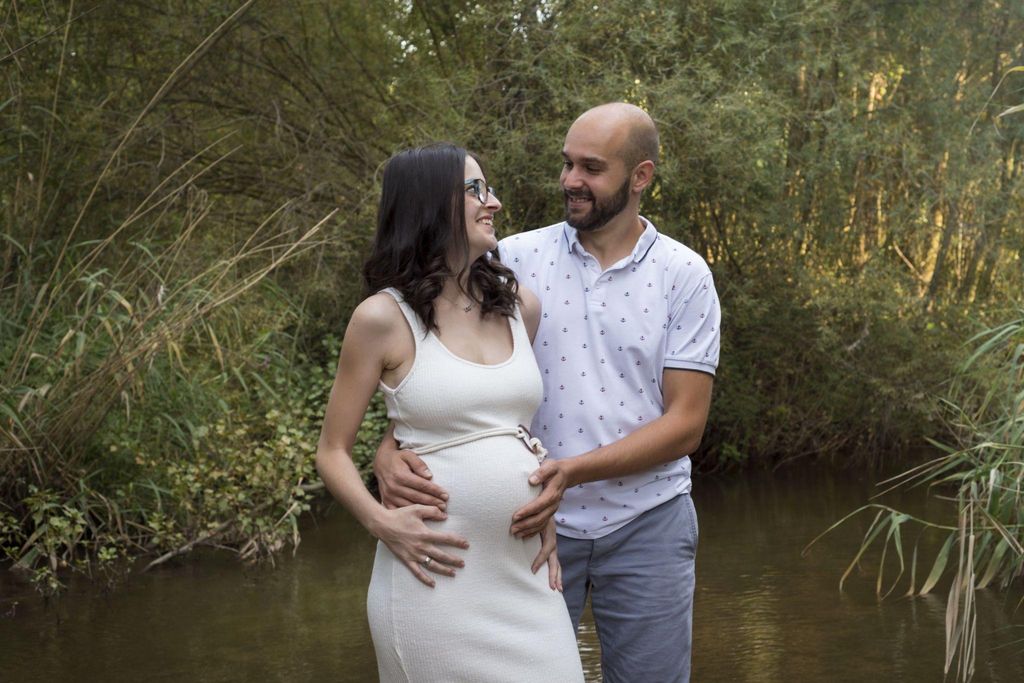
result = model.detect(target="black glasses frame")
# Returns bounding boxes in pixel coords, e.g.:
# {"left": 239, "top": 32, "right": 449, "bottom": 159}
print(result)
{"left": 464, "top": 178, "right": 495, "bottom": 204}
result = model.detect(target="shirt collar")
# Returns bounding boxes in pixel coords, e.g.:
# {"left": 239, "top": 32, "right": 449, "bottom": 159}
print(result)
{"left": 562, "top": 217, "right": 658, "bottom": 264}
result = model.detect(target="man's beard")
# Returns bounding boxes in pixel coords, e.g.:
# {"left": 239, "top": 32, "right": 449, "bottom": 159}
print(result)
{"left": 563, "top": 177, "right": 631, "bottom": 232}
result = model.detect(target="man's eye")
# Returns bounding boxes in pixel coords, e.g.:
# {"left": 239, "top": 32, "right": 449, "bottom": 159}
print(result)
{"left": 562, "top": 160, "right": 572, "bottom": 168}
{"left": 586, "top": 166, "right": 601, "bottom": 173}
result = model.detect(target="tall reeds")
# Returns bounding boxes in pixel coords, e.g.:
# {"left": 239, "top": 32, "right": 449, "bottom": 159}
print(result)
{"left": 809, "top": 312, "right": 1024, "bottom": 681}
{"left": 0, "top": 1, "right": 333, "bottom": 592}
{"left": 0, "top": 149, "right": 332, "bottom": 588}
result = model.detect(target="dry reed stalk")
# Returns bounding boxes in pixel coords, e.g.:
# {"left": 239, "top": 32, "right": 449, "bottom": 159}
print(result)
{"left": 2, "top": 203, "right": 332, "bottom": 484}
{"left": 9, "top": 0, "right": 258, "bottom": 384}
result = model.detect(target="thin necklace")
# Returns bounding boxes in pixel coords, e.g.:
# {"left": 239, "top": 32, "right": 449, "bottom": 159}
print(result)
{"left": 439, "top": 293, "right": 476, "bottom": 313}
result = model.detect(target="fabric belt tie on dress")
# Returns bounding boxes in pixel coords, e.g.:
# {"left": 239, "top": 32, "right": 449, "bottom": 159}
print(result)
{"left": 412, "top": 425, "right": 548, "bottom": 463}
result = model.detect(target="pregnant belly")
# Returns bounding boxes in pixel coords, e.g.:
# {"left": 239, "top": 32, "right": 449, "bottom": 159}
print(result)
{"left": 419, "top": 435, "right": 542, "bottom": 537}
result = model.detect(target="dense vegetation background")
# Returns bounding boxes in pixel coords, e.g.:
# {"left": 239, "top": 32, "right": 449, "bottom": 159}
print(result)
{"left": 1, "top": 5, "right": 1021, "bottom": 670}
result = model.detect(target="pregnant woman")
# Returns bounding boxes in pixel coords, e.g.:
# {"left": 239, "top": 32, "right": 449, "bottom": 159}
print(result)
{"left": 315, "top": 143, "right": 584, "bottom": 682}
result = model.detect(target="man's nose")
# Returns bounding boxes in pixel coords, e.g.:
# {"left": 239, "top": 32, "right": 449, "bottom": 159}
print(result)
{"left": 561, "top": 167, "right": 583, "bottom": 189}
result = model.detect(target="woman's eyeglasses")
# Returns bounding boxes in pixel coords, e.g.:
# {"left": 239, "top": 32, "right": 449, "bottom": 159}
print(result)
{"left": 464, "top": 178, "right": 496, "bottom": 204}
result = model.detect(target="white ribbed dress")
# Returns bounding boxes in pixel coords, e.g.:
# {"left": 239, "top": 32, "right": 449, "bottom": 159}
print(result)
{"left": 367, "top": 288, "right": 584, "bottom": 683}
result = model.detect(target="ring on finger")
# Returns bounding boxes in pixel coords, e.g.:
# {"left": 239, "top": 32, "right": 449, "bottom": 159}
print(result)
{"left": 421, "top": 557, "right": 432, "bottom": 568}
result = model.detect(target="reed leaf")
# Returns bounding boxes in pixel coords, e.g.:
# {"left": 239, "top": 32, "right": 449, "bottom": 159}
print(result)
{"left": 826, "top": 311, "right": 1024, "bottom": 681}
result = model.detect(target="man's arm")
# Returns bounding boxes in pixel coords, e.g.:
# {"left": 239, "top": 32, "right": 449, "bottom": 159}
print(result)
{"left": 509, "top": 368, "right": 714, "bottom": 538}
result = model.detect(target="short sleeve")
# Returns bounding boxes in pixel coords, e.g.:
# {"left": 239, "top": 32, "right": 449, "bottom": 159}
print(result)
{"left": 497, "top": 236, "right": 527, "bottom": 282}
{"left": 665, "top": 271, "right": 720, "bottom": 374}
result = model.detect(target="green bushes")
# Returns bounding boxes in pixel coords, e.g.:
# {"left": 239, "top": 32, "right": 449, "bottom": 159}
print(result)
{"left": 1, "top": 279, "right": 354, "bottom": 594}
{"left": 0, "top": 122, "right": 333, "bottom": 590}
{"left": 0, "top": 235, "right": 320, "bottom": 591}
{"left": 0, "top": 207, "right": 387, "bottom": 592}
{"left": 705, "top": 262, "right": 962, "bottom": 469}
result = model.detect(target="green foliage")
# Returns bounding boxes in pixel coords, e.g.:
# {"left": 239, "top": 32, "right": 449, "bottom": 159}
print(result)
{"left": 2, "top": 0, "right": 1022, "bottom": 608}
{"left": 710, "top": 264, "right": 960, "bottom": 467}
{"left": 0, "top": 308, "right": 349, "bottom": 590}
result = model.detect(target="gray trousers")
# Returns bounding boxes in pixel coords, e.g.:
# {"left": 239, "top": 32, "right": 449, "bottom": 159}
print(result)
{"left": 558, "top": 494, "right": 698, "bottom": 683}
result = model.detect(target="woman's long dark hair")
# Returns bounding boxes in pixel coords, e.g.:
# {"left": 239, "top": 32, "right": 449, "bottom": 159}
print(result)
{"left": 362, "top": 143, "right": 519, "bottom": 332}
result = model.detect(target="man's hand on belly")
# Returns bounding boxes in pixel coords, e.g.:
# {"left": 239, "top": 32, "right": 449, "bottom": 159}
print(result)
{"left": 374, "top": 438, "right": 449, "bottom": 510}
{"left": 509, "top": 459, "right": 570, "bottom": 539}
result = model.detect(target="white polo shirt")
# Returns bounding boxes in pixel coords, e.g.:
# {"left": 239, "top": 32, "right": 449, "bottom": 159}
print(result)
{"left": 498, "top": 218, "right": 720, "bottom": 539}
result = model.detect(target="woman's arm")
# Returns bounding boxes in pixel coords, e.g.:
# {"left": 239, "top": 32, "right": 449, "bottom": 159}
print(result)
{"left": 316, "top": 294, "right": 468, "bottom": 587}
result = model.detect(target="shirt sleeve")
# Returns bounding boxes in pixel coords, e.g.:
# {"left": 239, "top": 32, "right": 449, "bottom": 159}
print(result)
{"left": 497, "top": 237, "right": 527, "bottom": 281}
{"left": 665, "top": 271, "right": 720, "bottom": 374}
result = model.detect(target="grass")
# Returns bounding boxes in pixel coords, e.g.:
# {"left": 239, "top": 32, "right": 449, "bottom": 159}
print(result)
{"left": 0, "top": 166, "right": 332, "bottom": 590}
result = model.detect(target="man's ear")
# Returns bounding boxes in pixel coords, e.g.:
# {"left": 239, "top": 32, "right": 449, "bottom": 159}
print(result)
{"left": 632, "top": 160, "right": 655, "bottom": 193}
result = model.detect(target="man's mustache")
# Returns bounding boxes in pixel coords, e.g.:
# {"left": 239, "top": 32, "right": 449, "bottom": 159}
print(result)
{"left": 564, "top": 189, "right": 594, "bottom": 200}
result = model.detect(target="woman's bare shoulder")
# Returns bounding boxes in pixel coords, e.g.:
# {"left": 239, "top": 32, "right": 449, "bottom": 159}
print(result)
{"left": 346, "top": 292, "right": 405, "bottom": 339}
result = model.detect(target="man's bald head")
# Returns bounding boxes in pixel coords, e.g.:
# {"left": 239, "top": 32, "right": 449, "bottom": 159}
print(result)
{"left": 572, "top": 102, "right": 659, "bottom": 172}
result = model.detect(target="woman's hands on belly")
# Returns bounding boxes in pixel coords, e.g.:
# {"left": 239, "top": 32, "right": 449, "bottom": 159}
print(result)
{"left": 372, "top": 505, "right": 469, "bottom": 588}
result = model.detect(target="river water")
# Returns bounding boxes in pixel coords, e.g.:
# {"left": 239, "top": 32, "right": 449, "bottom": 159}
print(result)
{"left": 2, "top": 468, "right": 1022, "bottom": 682}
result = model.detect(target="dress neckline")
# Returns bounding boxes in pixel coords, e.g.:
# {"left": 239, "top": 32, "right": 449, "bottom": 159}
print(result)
{"left": 427, "top": 314, "right": 517, "bottom": 368}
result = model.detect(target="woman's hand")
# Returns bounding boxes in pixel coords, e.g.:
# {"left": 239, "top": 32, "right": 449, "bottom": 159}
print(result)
{"left": 373, "top": 505, "right": 469, "bottom": 588}
{"left": 530, "top": 516, "right": 563, "bottom": 592}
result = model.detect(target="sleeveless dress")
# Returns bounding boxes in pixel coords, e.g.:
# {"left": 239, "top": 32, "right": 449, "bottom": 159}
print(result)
{"left": 367, "top": 288, "right": 585, "bottom": 683}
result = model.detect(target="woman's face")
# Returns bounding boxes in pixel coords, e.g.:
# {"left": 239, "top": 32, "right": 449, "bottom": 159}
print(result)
{"left": 462, "top": 156, "right": 501, "bottom": 259}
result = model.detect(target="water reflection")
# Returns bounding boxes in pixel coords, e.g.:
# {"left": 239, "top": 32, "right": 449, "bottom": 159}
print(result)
{"left": 1, "top": 468, "right": 1021, "bottom": 682}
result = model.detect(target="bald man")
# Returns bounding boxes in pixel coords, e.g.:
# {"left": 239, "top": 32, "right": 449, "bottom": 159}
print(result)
{"left": 375, "top": 103, "right": 720, "bottom": 682}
